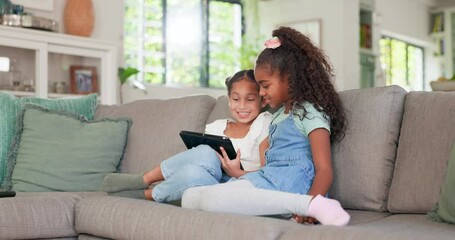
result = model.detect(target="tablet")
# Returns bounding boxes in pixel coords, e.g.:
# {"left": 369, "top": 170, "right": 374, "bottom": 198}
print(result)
{"left": 179, "top": 130, "right": 238, "bottom": 160}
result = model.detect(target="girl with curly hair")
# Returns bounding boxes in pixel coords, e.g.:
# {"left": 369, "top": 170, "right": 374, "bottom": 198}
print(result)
{"left": 182, "top": 26, "right": 349, "bottom": 226}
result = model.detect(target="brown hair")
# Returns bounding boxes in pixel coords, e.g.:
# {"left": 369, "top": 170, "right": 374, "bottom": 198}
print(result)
{"left": 256, "top": 26, "right": 347, "bottom": 142}
{"left": 225, "top": 69, "right": 258, "bottom": 95}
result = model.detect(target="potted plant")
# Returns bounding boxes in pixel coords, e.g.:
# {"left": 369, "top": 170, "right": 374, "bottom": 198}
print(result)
{"left": 118, "top": 67, "right": 146, "bottom": 103}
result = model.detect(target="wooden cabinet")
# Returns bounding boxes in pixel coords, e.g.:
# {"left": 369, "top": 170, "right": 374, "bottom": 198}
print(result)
{"left": 0, "top": 25, "right": 118, "bottom": 104}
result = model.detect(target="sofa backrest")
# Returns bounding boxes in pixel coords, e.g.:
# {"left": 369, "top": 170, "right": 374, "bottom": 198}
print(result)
{"left": 209, "top": 86, "right": 408, "bottom": 212}
{"left": 388, "top": 91, "right": 455, "bottom": 213}
{"left": 95, "top": 95, "right": 216, "bottom": 173}
{"left": 329, "top": 85, "right": 407, "bottom": 212}
{"left": 206, "top": 96, "right": 232, "bottom": 124}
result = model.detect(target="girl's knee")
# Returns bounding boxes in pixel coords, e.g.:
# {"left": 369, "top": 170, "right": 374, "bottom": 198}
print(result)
{"left": 193, "top": 145, "right": 218, "bottom": 158}
{"left": 182, "top": 187, "right": 204, "bottom": 209}
{"left": 185, "top": 150, "right": 222, "bottom": 179}
{"left": 189, "top": 189, "right": 227, "bottom": 212}
{"left": 182, "top": 186, "right": 220, "bottom": 211}
{"left": 175, "top": 165, "right": 221, "bottom": 188}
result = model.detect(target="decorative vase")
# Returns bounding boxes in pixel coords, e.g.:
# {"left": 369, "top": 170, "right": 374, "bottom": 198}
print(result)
{"left": 64, "top": 0, "right": 95, "bottom": 37}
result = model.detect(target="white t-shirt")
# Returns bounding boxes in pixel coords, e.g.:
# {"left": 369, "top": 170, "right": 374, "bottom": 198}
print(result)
{"left": 205, "top": 112, "right": 272, "bottom": 171}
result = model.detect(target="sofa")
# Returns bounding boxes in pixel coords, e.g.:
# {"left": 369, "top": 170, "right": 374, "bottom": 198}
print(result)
{"left": 0, "top": 85, "right": 454, "bottom": 240}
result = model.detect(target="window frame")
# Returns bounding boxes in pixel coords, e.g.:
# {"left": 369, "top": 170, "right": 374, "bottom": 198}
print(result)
{"left": 124, "top": 0, "right": 244, "bottom": 88}
{"left": 380, "top": 35, "right": 426, "bottom": 91}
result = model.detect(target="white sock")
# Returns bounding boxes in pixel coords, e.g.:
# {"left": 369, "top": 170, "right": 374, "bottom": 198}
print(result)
{"left": 307, "top": 195, "right": 350, "bottom": 226}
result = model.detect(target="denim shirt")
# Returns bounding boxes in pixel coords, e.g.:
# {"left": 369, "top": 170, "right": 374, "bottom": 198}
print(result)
{"left": 241, "top": 114, "right": 316, "bottom": 195}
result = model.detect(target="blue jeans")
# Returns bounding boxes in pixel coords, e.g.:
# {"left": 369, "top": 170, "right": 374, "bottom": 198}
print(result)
{"left": 152, "top": 145, "right": 231, "bottom": 202}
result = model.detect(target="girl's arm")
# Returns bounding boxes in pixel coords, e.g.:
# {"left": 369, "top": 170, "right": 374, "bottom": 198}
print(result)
{"left": 293, "top": 128, "right": 333, "bottom": 224}
{"left": 307, "top": 128, "right": 333, "bottom": 197}
{"left": 258, "top": 137, "right": 269, "bottom": 167}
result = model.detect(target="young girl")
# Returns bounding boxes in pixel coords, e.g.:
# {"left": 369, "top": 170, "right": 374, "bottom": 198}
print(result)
{"left": 181, "top": 27, "right": 350, "bottom": 226}
{"left": 101, "top": 69, "right": 272, "bottom": 202}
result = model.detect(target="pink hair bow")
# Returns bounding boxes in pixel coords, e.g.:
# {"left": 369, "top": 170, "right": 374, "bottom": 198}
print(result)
{"left": 264, "top": 37, "right": 281, "bottom": 49}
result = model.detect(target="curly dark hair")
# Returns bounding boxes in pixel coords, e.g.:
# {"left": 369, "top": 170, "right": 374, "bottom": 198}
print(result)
{"left": 256, "top": 26, "right": 347, "bottom": 143}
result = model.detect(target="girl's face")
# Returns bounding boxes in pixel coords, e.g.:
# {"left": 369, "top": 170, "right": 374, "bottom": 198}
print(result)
{"left": 228, "top": 79, "right": 262, "bottom": 124}
{"left": 254, "top": 65, "right": 291, "bottom": 110}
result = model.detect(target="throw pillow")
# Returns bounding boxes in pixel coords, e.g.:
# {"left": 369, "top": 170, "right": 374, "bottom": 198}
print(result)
{"left": 3, "top": 104, "right": 131, "bottom": 192}
{"left": 0, "top": 93, "right": 98, "bottom": 187}
{"left": 0, "top": 93, "right": 18, "bottom": 186}
{"left": 428, "top": 141, "right": 455, "bottom": 224}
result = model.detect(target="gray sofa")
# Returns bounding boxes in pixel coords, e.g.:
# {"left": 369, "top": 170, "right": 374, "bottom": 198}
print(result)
{"left": 1, "top": 85, "right": 455, "bottom": 240}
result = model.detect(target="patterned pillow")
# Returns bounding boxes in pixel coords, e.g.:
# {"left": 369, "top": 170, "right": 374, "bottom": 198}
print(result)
{"left": 0, "top": 92, "right": 98, "bottom": 188}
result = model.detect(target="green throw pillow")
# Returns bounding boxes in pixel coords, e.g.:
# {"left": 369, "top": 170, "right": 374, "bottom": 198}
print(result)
{"left": 3, "top": 104, "right": 130, "bottom": 192}
{"left": 428, "top": 141, "right": 455, "bottom": 224}
{"left": 0, "top": 93, "right": 18, "bottom": 186}
{"left": 0, "top": 92, "right": 98, "bottom": 188}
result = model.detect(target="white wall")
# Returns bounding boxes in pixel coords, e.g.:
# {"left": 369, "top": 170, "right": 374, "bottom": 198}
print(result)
{"left": 376, "top": 0, "right": 443, "bottom": 90}
{"left": 258, "top": 0, "right": 359, "bottom": 91}
{"left": 378, "top": 0, "right": 432, "bottom": 41}
{"left": 19, "top": 0, "right": 123, "bottom": 43}
{"left": 258, "top": 0, "right": 448, "bottom": 91}
{"left": 437, "top": 0, "right": 455, "bottom": 8}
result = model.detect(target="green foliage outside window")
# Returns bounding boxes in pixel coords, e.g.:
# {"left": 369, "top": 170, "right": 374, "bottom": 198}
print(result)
{"left": 123, "top": 0, "right": 255, "bottom": 89}
{"left": 124, "top": 0, "right": 165, "bottom": 85}
{"left": 380, "top": 36, "right": 424, "bottom": 91}
{"left": 209, "top": 1, "right": 241, "bottom": 88}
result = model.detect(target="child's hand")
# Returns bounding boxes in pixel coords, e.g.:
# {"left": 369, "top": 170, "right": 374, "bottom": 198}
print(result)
{"left": 217, "top": 147, "right": 244, "bottom": 178}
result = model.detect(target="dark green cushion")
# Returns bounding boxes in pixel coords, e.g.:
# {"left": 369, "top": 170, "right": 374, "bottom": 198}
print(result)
{"left": 428, "top": 141, "right": 455, "bottom": 224}
{"left": 3, "top": 104, "right": 131, "bottom": 192}
{"left": 0, "top": 93, "right": 98, "bottom": 187}
{"left": 0, "top": 93, "right": 18, "bottom": 186}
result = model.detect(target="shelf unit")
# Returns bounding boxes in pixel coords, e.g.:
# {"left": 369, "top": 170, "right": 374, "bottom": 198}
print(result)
{"left": 359, "top": 0, "right": 377, "bottom": 88}
{"left": 430, "top": 7, "right": 455, "bottom": 78}
{"left": 0, "top": 25, "right": 118, "bottom": 104}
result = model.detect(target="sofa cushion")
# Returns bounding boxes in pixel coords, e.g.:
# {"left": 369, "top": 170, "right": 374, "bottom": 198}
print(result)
{"left": 0, "top": 93, "right": 17, "bottom": 186}
{"left": 95, "top": 95, "right": 216, "bottom": 174}
{"left": 388, "top": 91, "right": 455, "bottom": 213}
{"left": 0, "top": 192, "right": 104, "bottom": 239}
{"left": 0, "top": 93, "right": 98, "bottom": 188}
{"left": 75, "top": 196, "right": 301, "bottom": 240}
{"left": 281, "top": 214, "right": 455, "bottom": 240}
{"left": 206, "top": 96, "right": 232, "bottom": 124}
{"left": 345, "top": 210, "right": 391, "bottom": 225}
{"left": 4, "top": 105, "right": 130, "bottom": 192}
{"left": 329, "top": 85, "right": 407, "bottom": 211}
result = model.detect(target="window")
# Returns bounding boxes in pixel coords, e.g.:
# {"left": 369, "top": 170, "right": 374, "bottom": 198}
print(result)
{"left": 0, "top": 57, "right": 9, "bottom": 72}
{"left": 380, "top": 36, "right": 424, "bottom": 91}
{"left": 124, "top": 0, "right": 243, "bottom": 88}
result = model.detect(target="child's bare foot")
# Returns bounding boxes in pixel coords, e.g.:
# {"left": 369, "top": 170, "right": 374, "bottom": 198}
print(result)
{"left": 144, "top": 188, "right": 153, "bottom": 201}
{"left": 143, "top": 166, "right": 164, "bottom": 185}
{"left": 307, "top": 195, "right": 350, "bottom": 226}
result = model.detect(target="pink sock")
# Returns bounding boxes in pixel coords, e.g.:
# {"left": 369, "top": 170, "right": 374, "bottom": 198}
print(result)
{"left": 307, "top": 195, "right": 350, "bottom": 226}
